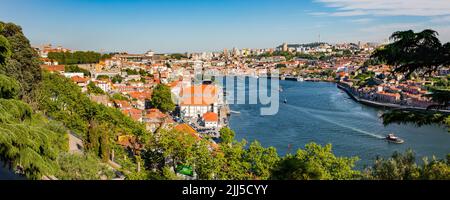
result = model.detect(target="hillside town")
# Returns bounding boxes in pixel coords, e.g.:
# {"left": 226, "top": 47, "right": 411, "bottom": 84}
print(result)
{"left": 36, "top": 41, "right": 449, "bottom": 149}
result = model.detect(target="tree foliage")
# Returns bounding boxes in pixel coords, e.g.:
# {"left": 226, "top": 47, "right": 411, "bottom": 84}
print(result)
{"left": 48, "top": 51, "right": 111, "bottom": 65}
{"left": 87, "top": 82, "right": 105, "bottom": 95}
{"left": 31, "top": 72, "right": 146, "bottom": 138}
{"left": 0, "top": 21, "right": 42, "bottom": 98}
{"left": 0, "top": 25, "right": 11, "bottom": 65}
{"left": 372, "top": 29, "right": 449, "bottom": 78}
{"left": 64, "top": 65, "right": 90, "bottom": 76}
{"left": 111, "top": 75, "right": 123, "bottom": 84}
{"left": 244, "top": 141, "right": 279, "bottom": 180}
{"left": 374, "top": 29, "right": 450, "bottom": 131}
{"left": 170, "top": 53, "right": 187, "bottom": 60}
{"left": 1, "top": 22, "right": 448, "bottom": 180}
{"left": 0, "top": 74, "right": 20, "bottom": 99}
{"left": 55, "top": 153, "right": 114, "bottom": 180}
{"left": 151, "top": 84, "right": 175, "bottom": 113}
{"left": 219, "top": 127, "right": 235, "bottom": 144}
{"left": 363, "top": 150, "right": 450, "bottom": 180}
{"left": 0, "top": 99, "right": 67, "bottom": 179}
{"left": 270, "top": 143, "right": 359, "bottom": 180}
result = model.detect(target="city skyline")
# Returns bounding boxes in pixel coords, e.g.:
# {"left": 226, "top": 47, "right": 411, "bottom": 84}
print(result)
{"left": 1, "top": 0, "right": 450, "bottom": 53}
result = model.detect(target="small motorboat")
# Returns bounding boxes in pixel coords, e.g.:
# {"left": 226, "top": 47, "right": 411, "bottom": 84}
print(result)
{"left": 230, "top": 110, "right": 241, "bottom": 114}
{"left": 385, "top": 133, "right": 404, "bottom": 144}
{"left": 284, "top": 98, "right": 288, "bottom": 104}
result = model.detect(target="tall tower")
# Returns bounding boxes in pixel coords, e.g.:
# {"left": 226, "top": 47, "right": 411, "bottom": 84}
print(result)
{"left": 223, "top": 48, "right": 228, "bottom": 58}
{"left": 282, "top": 43, "right": 288, "bottom": 52}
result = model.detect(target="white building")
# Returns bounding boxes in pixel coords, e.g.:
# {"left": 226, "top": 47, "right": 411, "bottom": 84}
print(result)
{"left": 64, "top": 72, "right": 85, "bottom": 78}
{"left": 96, "top": 80, "right": 112, "bottom": 93}
{"left": 202, "top": 112, "right": 218, "bottom": 128}
{"left": 179, "top": 84, "right": 219, "bottom": 118}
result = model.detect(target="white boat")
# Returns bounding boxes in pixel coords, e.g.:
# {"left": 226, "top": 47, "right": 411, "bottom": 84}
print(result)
{"left": 385, "top": 133, "right": 404, "bottom": 144}
{"left": 230, "top": 110, "right": 241, "bottom": 114}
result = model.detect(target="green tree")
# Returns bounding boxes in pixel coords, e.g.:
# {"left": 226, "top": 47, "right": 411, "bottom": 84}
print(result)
{"left": 216, "top": 140, "right": 252, "bottom": 180}
{"left": 372, "top": 29, "right": 448, "bottom": 78}
{"left": 191, "top": 140, "right": 222, "bottom": 180}
{"left": 363, "top": 150, "right": 420, "bottom": 180}
{"left": 48, "top": 51, "right": 105, "bottom": 65}
{"left": 151, "top": 84, "right": 175, "bottom": 113}
{"left": 156, "top": 129, "right": 197, "bottom": 174}
{"left": 244, "top": 141, "right": 280, "bottom": 180}
{"left": 111, "top": 93, "right": 128, "bottom": 101}
{"left": 87, "top": 82, "right": 105, "bottom": 95}
{"left": 270, "top": 143, "right": 359, "bottom": 180}
{"left": 111, "top": 75, "right": 123, "bottom": 84}
{"left": 219, "top": 127, "right": 235, "bottom": 144}
{"left": 86, "top": 120, "right": 111, "bottom": 161}
{"left": 0, "top": 21, "right": 42, "bottom": 98}
{"left": 420, "top": 155, "right": 450, "bottom": 180}
{"left": 0, "top": 99, "right": 64, "bottom": 179}
{"left": 170, "top": 53, "right": 187, "bottom": 60}
{"left": 276, "top": 63, "right": 286, "bottom": 69}
{"left": 0, "top": 25, "right": 11, "bottom": 65}
{"left": 0, "top": 74, "right": 20, "bottom": 99}
{"left": 374, "top": 30, "right": 450, "bottom": 131}
{"left": 64, "top": 65, "right": 90, "bottom": 76}
{"left": 55, "top": 153, "right": 114, "bottom": 180}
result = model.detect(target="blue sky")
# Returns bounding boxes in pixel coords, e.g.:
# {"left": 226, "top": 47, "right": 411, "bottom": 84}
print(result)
{"left": 1, "top": 0, "right": 449, "bottom": 53}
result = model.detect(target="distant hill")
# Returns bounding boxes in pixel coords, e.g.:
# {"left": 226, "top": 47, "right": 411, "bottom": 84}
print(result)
{"left": 278, "top": 42, "right": 328, "bottom": 49}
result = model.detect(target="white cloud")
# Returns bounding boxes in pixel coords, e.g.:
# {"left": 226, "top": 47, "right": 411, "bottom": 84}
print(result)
{"left": 309, "top": 12, "right": 329, "bottom": 16}
{"left": 355, "top": 22, "right": 450, "bottom": 43}
{"left": 330, "top": 10, "right": 368, "bottom": 16}
{"left": 315, "top": 0, "right": 450, "bottom": 17}
{"left": 349, "top": 18, "right": 373, "bottom": 24}
{"left": 359, "top": 22, "right": 423, "bottom": 33}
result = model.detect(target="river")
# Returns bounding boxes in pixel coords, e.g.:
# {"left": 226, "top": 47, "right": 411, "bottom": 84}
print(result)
{"left": 226, "top": 77, "right": 450, "bottom": 168}
{"left": 0, "top": 161, "right": 24, "bottom": 180}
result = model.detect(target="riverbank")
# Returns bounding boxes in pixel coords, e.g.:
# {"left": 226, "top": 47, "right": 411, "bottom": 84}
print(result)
{"left": 228, "top": 80, "right": 450, "bottom": 167}
{"left": 336, "top": 82, "right": 450, "bottom": 113}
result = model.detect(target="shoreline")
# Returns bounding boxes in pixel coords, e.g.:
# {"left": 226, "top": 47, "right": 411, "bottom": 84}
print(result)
{"left": 336, "top": 82, "right": 450, "bottom": 113}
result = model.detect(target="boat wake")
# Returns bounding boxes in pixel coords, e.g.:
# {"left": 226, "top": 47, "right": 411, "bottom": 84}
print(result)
{"left": 230, "top": 110, "right": 241, "bottom": 114}
{"left": 284, "top": 102, "right": 378, "bottom": 120}
{"left": 284, "top": 104, "right": 385, "bottom": 139}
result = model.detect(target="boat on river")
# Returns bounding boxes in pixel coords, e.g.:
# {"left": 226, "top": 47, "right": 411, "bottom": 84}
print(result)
{"left": 386, "top": 133, "right": 404, "bottom": 144}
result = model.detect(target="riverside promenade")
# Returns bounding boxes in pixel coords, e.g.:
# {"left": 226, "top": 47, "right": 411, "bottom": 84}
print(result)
{"left": 336, "top": 82, "right": 450, "bottom": 113}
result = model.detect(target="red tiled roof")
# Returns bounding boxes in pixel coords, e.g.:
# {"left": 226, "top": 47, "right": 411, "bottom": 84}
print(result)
{"left": 128, "top": 91, "right": 152, "bottom": 100}
{"left": 122, "top": 108, "right": 142, "bottom": 121}
{"left": 174, "top": 124, "right": 201, "bottom": 140}
{"left": 114, "top": 100, "right": 131, "bottom": 109}
{"left": 42, "top": 65, "right": 65, "bottom": 72}
{"left": 71, "top": 76, "right": 89, "bottom": 83}
{"left": 203, "top": 112, "right": 218, "bottom": 122}
{"left": 146, "top": 108, "right": 167, "bottom": 119}
{"left": 179, "top": 85, "right": 218, "bottom": 106}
